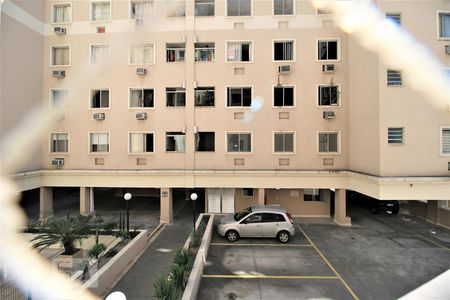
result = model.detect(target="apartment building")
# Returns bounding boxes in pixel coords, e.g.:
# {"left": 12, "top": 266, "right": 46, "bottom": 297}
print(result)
{"left": 2, "top": 0, "right": 449, "bottom": 227}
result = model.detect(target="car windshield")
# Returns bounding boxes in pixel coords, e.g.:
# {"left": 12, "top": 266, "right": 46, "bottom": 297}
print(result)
{"left": 234, "top": 207, "right": 252, "bottom": 221}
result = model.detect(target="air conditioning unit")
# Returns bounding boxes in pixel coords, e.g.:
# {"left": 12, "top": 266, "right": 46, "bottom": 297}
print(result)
{"left": 93, "top": 113, "right": 105, "bottom": 120}
{"left": 135, "top": 18, "right": 144, "bottom": 27}
{"left": 278, "top": 65, "right": 291, "bottom": 74}
{"left": 136, "top": 68, "right": 147, "bottom": 75}
{"left": 136, "top": 112, "right": 147, "bottom": 120}
{"left": 54, "top": 27, "right": 66, "bottom": 35}
{"left": 52, "top": 70, "right": 65, "bottom": 78}
{"left": 51, "top": 158, "right": 64, "bottom": 166}
{"left": 323, "top": 111, "right": 335, "bottom": 119}
{"left": 322, "top": 64, "right": 335, "bottom": 73}
{"left": 445, "top": 45, "right": 450, "bottom": 55}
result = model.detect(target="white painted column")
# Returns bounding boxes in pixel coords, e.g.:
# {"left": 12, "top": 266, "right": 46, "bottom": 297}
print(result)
{"left": 258, "top": 188, "right": 265, "bottom": 205}
{"left": 160, "top": 188, "right": 173, "bottom": 224}
{"left": 80, "top": 187, "right": 92, "bottom": 215}
{"left": 334, "top": 189, "right": 351, "bottom": 226}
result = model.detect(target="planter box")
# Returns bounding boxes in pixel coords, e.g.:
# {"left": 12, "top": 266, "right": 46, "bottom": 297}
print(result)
{"left": 53, "top": 249, "right": 83, "bottom": 269}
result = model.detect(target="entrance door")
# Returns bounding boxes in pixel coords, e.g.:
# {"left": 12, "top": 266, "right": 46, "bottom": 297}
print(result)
{"left": 207, "top": 188, "right": 235, "bottom": 213}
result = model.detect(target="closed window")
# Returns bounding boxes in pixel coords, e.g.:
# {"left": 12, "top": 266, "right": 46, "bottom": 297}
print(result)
{"left": 227, "top": 41, "right": 252, "bottom": 62}
{"left": 262, "top": 213, "right": 285, "bottom": 222}
{"left": 244, "top": 213, "right": 262, "bottom": 223}
{"left": 52, "top": 3, "right": 71, "bottom": 23}
{"left": 91, "top": 1, "right": 111, "bottom": 21}
{"left": 130, "top": 0, "right": 153, "bottom": 19}
{"left": 227, "top": 87, "right": 252, "bottom": 107}
{"left": 196, "top": 132, "right": 215, "bottom": 151}
{"left": 387, "top": 70, "right": 402, "bottom": 86}
{"left": 274, "top": 132, "right": 294, "bottom": 153}
{"left": 166, "top": 88, "right": 186, "bottom": 107}
{"left": 274, "top": 41, "right": 294, "bottom": 61}
{"left": 90, "top": 45, "right": 109, "bottom": 64}
{"left": 438, "top": 12, "right": 450, "bottom": 38}
{"left": 90, "top": 133, "right": 109, "bottom": 153}
{"left": 273, "top": 0, "right": 293, "bottom": 15}
{"left": 91, "top": 89, "right": 110, "bottom": 108}
{"left": 442, "top": 127, "right": 450, "bottom": 155}
{"left": 130, "top": 88, "right": 154, "bottom": 108}
{"left": 388, "top": 127, "right": 404, "bottom": 144}
{"left": 274, "top": 86, "right": 294, "bottom": 107}
{"left": 166, "top": 132, "right": 185, "bottom": 152}
{"left": 51, "top": 89, "right": 69, "bottom": 107}
{"left": 51, "top": 46, "right": 70, "bottom": 66}
{"left": 304, "top": 189, "right": 321, "bottom": 201}
{"left": 318, "top": 132, "right": 339, "bottom": 153}
{"left": 195, "top": 43, "right": 215, "bottom": 62}
{"left": 386, "top": 13, "right": 401, "bottom": 26}
{"left": 129, "top": 132, "right": 154, "bottom": 153}
{"left": 50, "top": 133, "right": 69, "bottom": 153}
{"left": 167, "top": 0, "right": 185, "bottom": 17}
{"left": 227, "top": 133, "right": 252, "bottom": 152}
{"left": 166, "top": 43, "right": 185, "bottom": 62}
{"left": 130, "top": 43, "right": 155, "bottom": 64}
{"left": 227, "top": 0, "right": 251, "bottom": 16}
{"left": 195, "top": 0, "right": 214, "bottom": 16}
{"left": 242, "top": 188, "right": 254, "bottom": 197}
{"left": 318, "top": 40, "right": 338, "bottom": 60}
{"left": 318, "top": 85, "right": 339, "bottom": 106}
{"left": 195, "top": 87, "right": 215, "bottom": 106}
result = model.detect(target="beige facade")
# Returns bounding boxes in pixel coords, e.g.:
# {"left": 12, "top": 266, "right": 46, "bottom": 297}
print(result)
{"left": 2, "top": 0, "right": 449, "bottom": 224}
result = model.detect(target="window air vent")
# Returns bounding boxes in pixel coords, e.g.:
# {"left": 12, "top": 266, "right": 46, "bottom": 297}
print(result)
{"left": 445, "top": 45, "right": 450, "bottom": 55}
{"left": 136, "top": 68, "right": 147, "bottom": 76}
{"left": 278, "top": 65, "right": 291, "bottom": 74}
{"left": 52, "top": 70, "right": 66, "bottom": 78}
{"left": 93, "top": 113, "right": 105, "bottom": 121}
{"left": 51, "top": 158, "right": 64, "bottom": 166}
{"left": 322, "top": 64, "right": 335, "bottom": 73}
{"left": 136, "top": 112, "right": 147, "bottom": 120}
{"left": 323, "top": 111, "right": 335, "bottom": 119}
{"left": 54, "top": 27, "right": 66, "bottom": 35}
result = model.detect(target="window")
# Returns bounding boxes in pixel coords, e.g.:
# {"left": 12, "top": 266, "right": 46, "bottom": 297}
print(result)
{"left": 91, "top": 1, "right": 111, "bottom": 21}
{"left": 130, "top": 88, "right": 154, "bottom": 108}
{"left": 387, "top": 128, "right": 404, "bottom": 144}
{"left": 274, "top": 40, "right": 294, "bottom": 61}
{"left": 167, "top": 0, "right": 185, "bottom": 17}
{"left": 227, "top": 0, "right": 251, "bottom": 16}
{"left": 273, "top": 0, "right": 293, "bottom": 16}
{"left": 166, "top": 88, "right": 186, "bottom": 107}
{"left": 386, "top": 13, "right": 401, "bottom": 26}
{"left": 227, "top": 133, "right": 252, "bottom": 153}
{"left": 91, "top": 89, "right": 110, "bottom": 108}
{"left": 242, "top": 188, "right": 254, "bottom": 197}
{"left": 50, "top": 133, "right": 69, "bottom": 153}
{"left": 130, "top": 43, "right": 155, "bottom": 64}
{"left": 274, "top": 86, "right": 294, "bottom": 107}
{"left": 51, "top": 46, "right": 70, "bottom": 66}
{"left": 441, "top": 127, "right": 450, "bottom": 155}
{"left": 52, "top": 3, "right": 71, "bottom": 23}
{"left": 318, "top": 85, "right": 339, "bottom": 106}
{"left": 274, "top": 132, "right": 294, "bottom": 153}
{"left": 195, "top": 87, "right": 215, "bottom": 106}
{"left": 262, "top": 213, "right": 286, "bottom": 222}
{"left": 196, "top": 0, "right": 214, "bottom": 16}
{"left": 304, "top": 189, "right": 322, "bottom": 201}
{"left": 166, "top": 132, "right": 185, "bottom": 152}
{"left": 195, "top": 43, "right": 215, "bottom": 62}
{"left": 387, "top": 70, "right": 402, "bottom": 86}
{"left": 438, "top": 12, "right": 450, "bottom": 39}
{"left": 226, "top": 41, "right": 252, "bottom": 62}
{"left": 51, "top": 89, "right": 68, "bottom": 107}
{"left": 166, "top": 43, "right": 185, "bottom": 62}
{"left": 440, "top": 200, "right": 450, "bottom": 210}
{"left": 90, "top": 45, "right": 110, "bottom": 64}
{"left": 318, "top": 40, "right": 338, "bottom": 60}
{"left": 129, "top": 133, "right": 154, "bottom": 153}
{"left": 227, "top": 87, "right": 252, "bottom": 107}
{"left": 90, "top": 133, "right": 109, "bottom": 153}
{"left": 318, "top": 132, "right": 339, "bottom": 153}
{"left": 317, "top": 8, "right": 333, "bottom": 14}
{"left": 130, "top": 0, "right": 153, "bottom": 19}
{"left": 196, "top": 132, "right": 215, "bottom": 151}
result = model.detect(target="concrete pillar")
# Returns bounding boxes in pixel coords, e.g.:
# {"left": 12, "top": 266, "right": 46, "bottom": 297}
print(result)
{"left": 426, "top": 200, "right": 439, "bottom": 224}
{"left": 334, "top": 189, "right": 351, "bottom": 226}
{"left": 39, "top": 187, "right": 53, "bottom": 220}
{"left": 257, "top": 188, "right": 265, "bottom": 205}
{"left": 80, "top": 187, "right": 92, "bottom": 215}
{"left": 160, "top": 188, "right": 173, "bottom": 224}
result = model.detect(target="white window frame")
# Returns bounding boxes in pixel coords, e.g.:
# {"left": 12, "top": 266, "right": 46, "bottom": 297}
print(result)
{"left": 128, "top": 86, "right": 155, "bottom": 109}
{"left": 50, "top": 45, "right": 71, "bottom": 67}
{"left": 129, "top": 43, "right": 156, "bottom": 65}
{"left": 90, "top": 0, "right": 112, "bottom": 22}
{"left": 88, "top": 132, "right": 110, "bottom": 154}
{"left": 49, "top": 132, "right": 70, "bottom": 154}
{"left": 225, "top": 85, "right": 253, "bottom": 108}
{"left": 225, "top": 40, "right": 254, "bottom": 63}
{"left": 317, "top": 83, "right": 341, "bottom": 107}
{"left": 195, "top": 42, "right": 215, "bottom": 62}
{"left": 272, "top": 85, "right": 296, "bottom": 108}
{"left": 128, "top": 131, "right": 155, "bottom": 154}
{"left": 51, "top": 2, "right": 72, "bottom": 25}
{"left": 387, "top": 127, "right": 404, "bottom": 145}
{"left": 165, "top": 132, "right": 186, "bottom": 153}
{"left": 195, "top": 86, "right": 216, "bottom": 107}
{"left": 90, "top": 44, "right": 110, "bottom": 65}
{"left": 89, "top": 88, "right": 111, "bottom": 109}
{"left": 129, "top": 0, "right": 154, "bottom": 20}
{"left": 437, "top": 11, "right": 450, "bottom": 40}
{"left": 272, "top": 39, "right": 295, "bottom": 62}
{"left": 316, "top": 38, "right": 340, "bottom": 61}
{"left": 50, "top": 88, "right": 69, "bottom": 107}
{"left": 225, "top": 0, "right": 252, "bottom": 17}
{"left": 166, "top": 43, "right": 186, "bottom": 62}
{"left": 272, "top": 0, "right": 294, "bottom": 16}
{"left": 166, "top": 0, "right": 186, "bottom": 17}
{"left": 195, "top": 0, "right": 215, "bottom": 17}
{"left": 225, "top": 131, "right": 253, "bottom": 154}
{"left": 166, "top": 87, "right": 186, "bottom": 107}
{"left": 440, "top": 126, "right": 450, "bottom": 156}
{"left": 273, "top": 131, "right": 296, "bottom": 154}
{"left": 317, "top": 131, "right": 341, "bottom": 154}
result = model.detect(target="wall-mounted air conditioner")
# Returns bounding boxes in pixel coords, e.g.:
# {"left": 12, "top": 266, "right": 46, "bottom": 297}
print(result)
{"left": 445, "top": 45, "right": 450, "bottom": 55}
{"left": 322, "top": 64, "right": 335, "bottom": 73}
{"left": 135, "top": 18, "right": 144, "bottom": 27}
{"left": 136, "top": 112, "right": 147, "bottom": 120}
{"left": 278, "top": 65, "right": 291, "bottom": 74}
{"left": 52, "top": 70, "right": 65, "bottom": 78}
{"left": 54, "top": 27, "right": 66, "bottom": 35}
{"left": 93, "top": 113, "right": 105, "bottom": 120}
{"left": 51, "top": 158, "right": 64, "bottom": 166}
{"left": 136, "top": 68, "right": 147, "bottom": 75}
{"left": 323, "top": 111, "right": 335, "bottom": 119}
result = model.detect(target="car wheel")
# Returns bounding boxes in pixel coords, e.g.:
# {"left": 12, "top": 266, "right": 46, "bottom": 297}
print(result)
{"left": 277, "top": 231, "right": 290, "bottom": 243}
{"left": 226, "top": 230, "right": 239, "bottom": 242}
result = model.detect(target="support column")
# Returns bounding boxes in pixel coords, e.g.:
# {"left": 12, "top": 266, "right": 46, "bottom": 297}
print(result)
{"left": 80, "top": 187, "right": 92, "bottom": 215}
{"left": 426, "top": 200, "right": 439, "bottom": 224}
{"left": 160, "top": 188, "right": 173, "bottom": 224}
{"left": 257, "top": 188, "right": 265, "bottom": 205}
{"left": 334, "top": 189, "right": 351, "bottom": 226}
{"left": 39, "top": 187, "right": 53, "bottom": 220}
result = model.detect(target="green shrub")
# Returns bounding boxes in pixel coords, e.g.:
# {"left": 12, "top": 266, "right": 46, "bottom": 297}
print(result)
{"left": 173, "top": 248, "right": 191, "bottom": 267}
{"left": 154, "top": 274, "right": 180, "bottom": 300}
{"left": 169, "top": 263, "right": 190, "bottom": 290}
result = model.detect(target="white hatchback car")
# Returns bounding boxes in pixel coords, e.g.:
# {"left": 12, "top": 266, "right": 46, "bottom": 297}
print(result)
{"left": 218, "top": 205, "right": 295, "bottom": 243}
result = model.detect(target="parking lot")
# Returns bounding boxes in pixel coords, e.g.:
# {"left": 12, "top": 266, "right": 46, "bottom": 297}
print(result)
{"left": 198, "top": 206, "right": 450, "bottom": 300}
